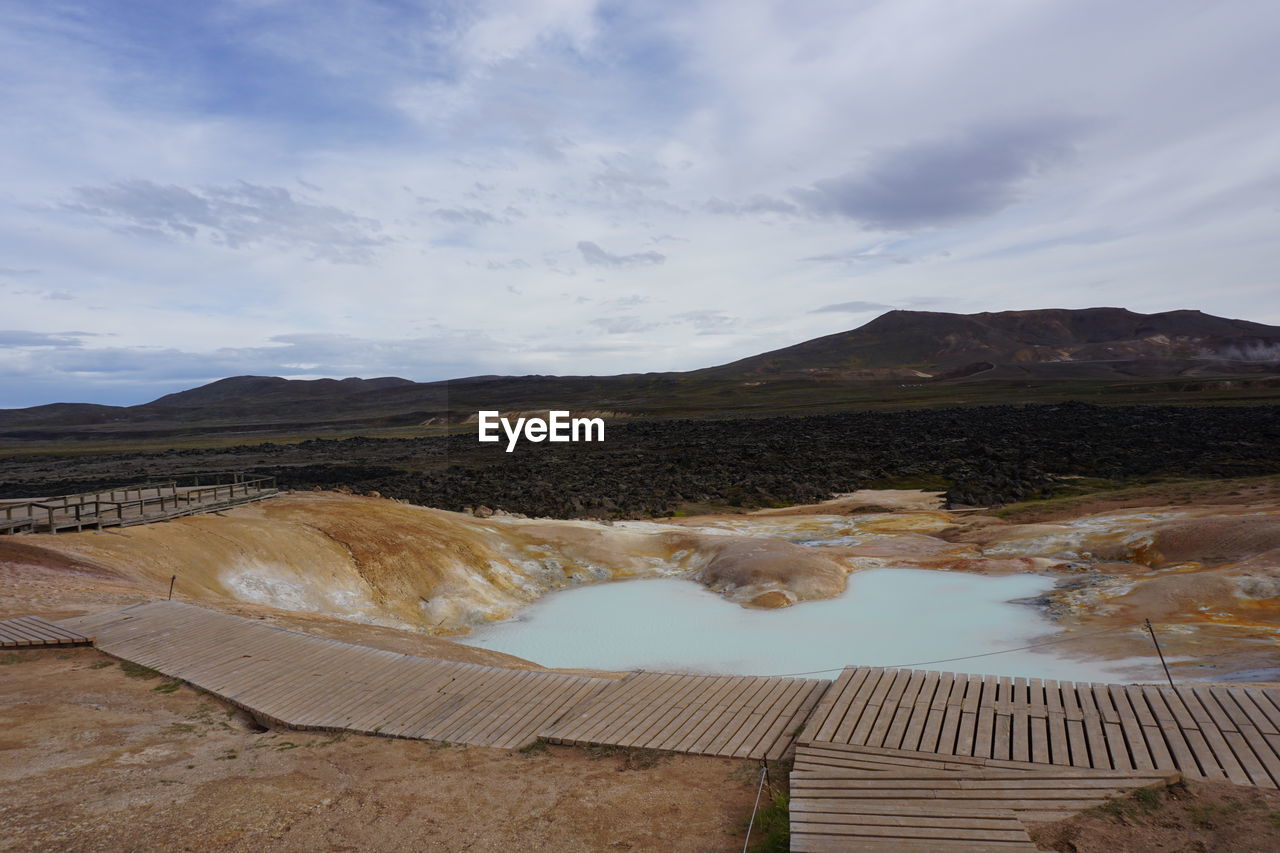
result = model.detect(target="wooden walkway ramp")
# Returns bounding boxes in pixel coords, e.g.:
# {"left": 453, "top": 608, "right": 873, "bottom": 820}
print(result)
{"left": 790, "top": 742, "right": 1181, "bottom": 851}
{"left": 0, "top": 615, "right": 89, "bottom": 648}
{"left": 540, "top": 670, "right": 828, "bottom": 760}
{"left": 1, "top": 473, "right": 278, "bottom": 535}
{"left": 799, "top": 666, "right": 1280, "bottom": 787}
{"left": 59, "top": 602, "right": 610, "bottom": 749}
{"left": 55, "top": 602, "right": 824, "bottom": 758}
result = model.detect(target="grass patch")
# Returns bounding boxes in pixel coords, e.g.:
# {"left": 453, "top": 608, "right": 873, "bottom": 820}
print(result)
{"left": 165, "top": 722, "right": 200, "bottom": 736}
{"left": 152, "top": 680, "right": 182, "bottom": 694}
{"left": 119, "top": 660, "right": 162, "bottom": 680}
{"left": 88, "top": 660, "right": 112, "bottom": 670}
{"left": 0, "top": 653, "right": 25, "bottom": 665}
{"left": 1091, "top": 784, "right": 1169, "bottom": 820}
{"left": 1188, "top": 800, "right": 1247, "bottom": 829}
{"left": 518, "top": 739, "right": 549, "bottom": 756}
{"left": 746, "top": 791, "right": 790, "bottom": 853}
{"left": 584, "top": 744, "right": 668, "bottom": 770}
{"left": 215, "top": 749, "right": 238, "bottom": 761}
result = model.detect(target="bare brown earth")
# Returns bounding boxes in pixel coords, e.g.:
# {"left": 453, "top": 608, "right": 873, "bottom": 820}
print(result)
{"left": 1027, "top": 778, "right": 1280, "bottom": 852}
{"left": 0, "top": 646, "right": 758, "bottom": 853}
{"left": 3, "top": 485, "right": 1280, "bottom": 850}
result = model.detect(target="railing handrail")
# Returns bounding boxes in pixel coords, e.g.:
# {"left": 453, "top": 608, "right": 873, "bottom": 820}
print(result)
{"left": 1, "top": 473, "right": 276, "bottom": 527}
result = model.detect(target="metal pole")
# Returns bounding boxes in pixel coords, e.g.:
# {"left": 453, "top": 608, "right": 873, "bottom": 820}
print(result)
{"left": 1144, "top": 618, "right": 1176, "bottom": 690}
{"left": 168, "top": 575, "right": 176, "bottom": 601}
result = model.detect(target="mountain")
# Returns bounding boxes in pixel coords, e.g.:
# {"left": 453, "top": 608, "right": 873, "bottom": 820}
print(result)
{"left": 149, "top": 376, "right": 416, "bottom": 408}
{"left": 3, "top": 307, "right": 1279, "bottom": 440}
{"left": 694, "top": 308, "right": 1280, "bottom": 380}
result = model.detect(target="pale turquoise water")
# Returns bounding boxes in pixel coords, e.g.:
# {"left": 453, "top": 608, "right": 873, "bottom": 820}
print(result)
{"left": 459, "top": 568, "right": 1139, "bottom": 680}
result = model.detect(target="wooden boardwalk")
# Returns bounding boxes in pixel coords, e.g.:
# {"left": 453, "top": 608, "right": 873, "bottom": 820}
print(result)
{"left": 60, "top": 602, "right": 611, "bottom": 749}
{"left": 799, "top": 666, "right": 1280, "bottom": 788}
{"left": 541, "top": 670, "right": 828, "bottom": 760}
{"left": 790, "top": 743, "right": 1181, "bottom": 851}
{"left": 0, "top": 473, "right": 277, "bottom": 535}
{"left": 42, "top": 606, "right": 1280, "bottom": 850}
{"left": 0, "top": 615, "right": 89, "bottom": 648}
{"left": 56, "top": 602, "right": 820, "bottom": 758}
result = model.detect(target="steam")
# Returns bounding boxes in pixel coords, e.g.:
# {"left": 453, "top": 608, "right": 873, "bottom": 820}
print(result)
{"left": 1209, "top": 341, "right": 1280, "bottom": 362}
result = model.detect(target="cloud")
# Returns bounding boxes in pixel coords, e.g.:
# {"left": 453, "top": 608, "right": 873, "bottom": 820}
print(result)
{"left": 591, "top": 315, "right": 659, "bottom": 334}
{"left": 704, "top": 195, "right": 798, "bottom": 216}
{"left": 4, "top": 2, "right": 1280, "bottom": 407}
{"left": 790, "top": 119, "right": 1085, "bottom": 229}
{"left": 673, "top": 310, "right": 738, "bottom": 334}
{"left": 63, "top": 180, "right": 388, "bottom": 263}
{"left": 576, "top": 240, "right": 666, "bottom": 268}
{"left": 486, "top": 258, "right": 532, "bottom": 270}
{"left": 0, "top": 330, "right": 90, "bottom": 347}
{"left": 809, "top": 301, "right": 896, "bottom": 314}
{"left": 433, "top": 206, "right": 499, "bottom": 226}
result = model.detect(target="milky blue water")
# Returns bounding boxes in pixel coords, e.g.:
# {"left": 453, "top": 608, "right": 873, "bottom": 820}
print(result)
{"left": 458, "top": 568, "right": 1140, "bottom": 680}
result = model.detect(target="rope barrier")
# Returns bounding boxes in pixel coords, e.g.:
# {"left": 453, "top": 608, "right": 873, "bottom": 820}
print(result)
{"left": 741, "top": 764, "right": 768, "bottom": 853}
{"left": 761, "top": 622, "right": 1144, "bottom": 678}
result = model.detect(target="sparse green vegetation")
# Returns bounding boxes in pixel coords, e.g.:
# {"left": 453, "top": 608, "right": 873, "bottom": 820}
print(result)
{"left": 152, "top": 680, "right": 182, "bottom": 693}
{"left": 1188, "top": 800, "right": 1246, "bottom": 829}
{"left": 88, "top": 660, "right": 112, "bottom": 669}
{"left": 518, "top": 739, "right": 548, "bottom": 755}
{"left": 584, "top": 744, "right": 668, "bottom": 770}
{"left": 746, "top": 791, "right": 790, "bottom": 853}
{"left": 119, "top": 660, "right": 162, "bottom": 680}
{"left": 1092, "top": 784, "right": 1170, "bottom": 820}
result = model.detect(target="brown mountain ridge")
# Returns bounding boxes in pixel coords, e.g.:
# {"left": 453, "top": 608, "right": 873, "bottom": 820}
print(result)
{"left": 3, "top": 307, "right": 1279, "bottom": 439}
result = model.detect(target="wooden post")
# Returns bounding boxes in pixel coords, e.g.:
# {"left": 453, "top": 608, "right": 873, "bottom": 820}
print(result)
{"left": 168, "top": 575, "right": 176, "bottom": 600}
{"left": 1144, "top": 619, "right": 1176, "bottom": 690}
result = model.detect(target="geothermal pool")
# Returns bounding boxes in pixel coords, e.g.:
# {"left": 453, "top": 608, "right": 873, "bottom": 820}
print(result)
{"left": 459, "top": 568, "right": 1142, "bottom": 681}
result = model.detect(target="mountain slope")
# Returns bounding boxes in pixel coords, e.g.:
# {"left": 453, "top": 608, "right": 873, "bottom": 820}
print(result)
{"left": 694, "top": 308, "right": 1280, "bottom": 379}
{"left": 2, "top": 307, "right": 1278, "bottom": 437}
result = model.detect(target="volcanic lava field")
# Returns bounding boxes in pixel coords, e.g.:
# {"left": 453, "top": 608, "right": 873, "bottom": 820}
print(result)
{"left": 4, "top": 403, "right": 1279, "bottom": 518}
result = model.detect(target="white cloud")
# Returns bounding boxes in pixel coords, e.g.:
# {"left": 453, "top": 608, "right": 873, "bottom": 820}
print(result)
{"left": 1, "top": 0, "right": 1278, "bottom": 405}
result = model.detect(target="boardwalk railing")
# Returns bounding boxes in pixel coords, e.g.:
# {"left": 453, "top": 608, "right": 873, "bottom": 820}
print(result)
{"left": 0, "top": 472, "right": 277, "bottom": 534}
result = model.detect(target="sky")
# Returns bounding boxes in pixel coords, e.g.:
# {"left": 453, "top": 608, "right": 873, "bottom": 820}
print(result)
{"left": 1, "top": 0, "right": 1278, "bottom": 407}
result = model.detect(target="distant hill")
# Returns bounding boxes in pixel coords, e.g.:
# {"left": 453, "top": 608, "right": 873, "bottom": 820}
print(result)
{"left": 694, "top": 308, "right": 1280, "bottom": 380}
{"left": 3, "top": 307, "right": 1279, "bottom": 441}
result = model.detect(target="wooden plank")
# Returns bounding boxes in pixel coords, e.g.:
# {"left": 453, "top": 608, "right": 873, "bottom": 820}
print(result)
{"left": 764, "top": 681, "right": 828, "bottom": 761}
{"left": 805, "top": 667, "right": 864, "bottom": 744}
{"left": 723, "top": 677, "right": 800, "bottom": 758}
{"left": 915, "top": 671, "right": 954, "bottom": 754}
{"left": 1109, "top": 684, "right": 1153, "bottom": 770}
{"left": 838, "top": 669, "right": 896, "bottom": 746}
{"left": 1195, "top": 688, "right": 1274, "bottom": 788}
{"left": 561, "top": 672, "right": 679, "bottom": 744}
{"left": 1178, "top": 687, "right": 1252, "bottom": 784}
{"left": 863, "top": 670, "right": 913, "bottom": 748}
{"left": 683, "top": 676, "right": 770, "bottom": 755}
{"left": 1157, "top": 687, "right": 1230, "bottom": 781}
{"left": 1140, "top": 685, "right": 1202, "bottom": 779}
{"left": 896, "top": 671, "right": 940, "bottom": 752}
{"left": 607, "top": 672, "right": 710, "bottom": 749}
{"left": 1074, "top": 682, "right": 1112, "bottom": 770}
{"left": 635, "top": 674, "right": 737, "bottom": 751}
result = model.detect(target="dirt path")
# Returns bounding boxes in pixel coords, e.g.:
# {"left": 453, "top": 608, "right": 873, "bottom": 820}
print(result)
{"left": 0, "top": 647, "right": 759, "bottom": 852}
